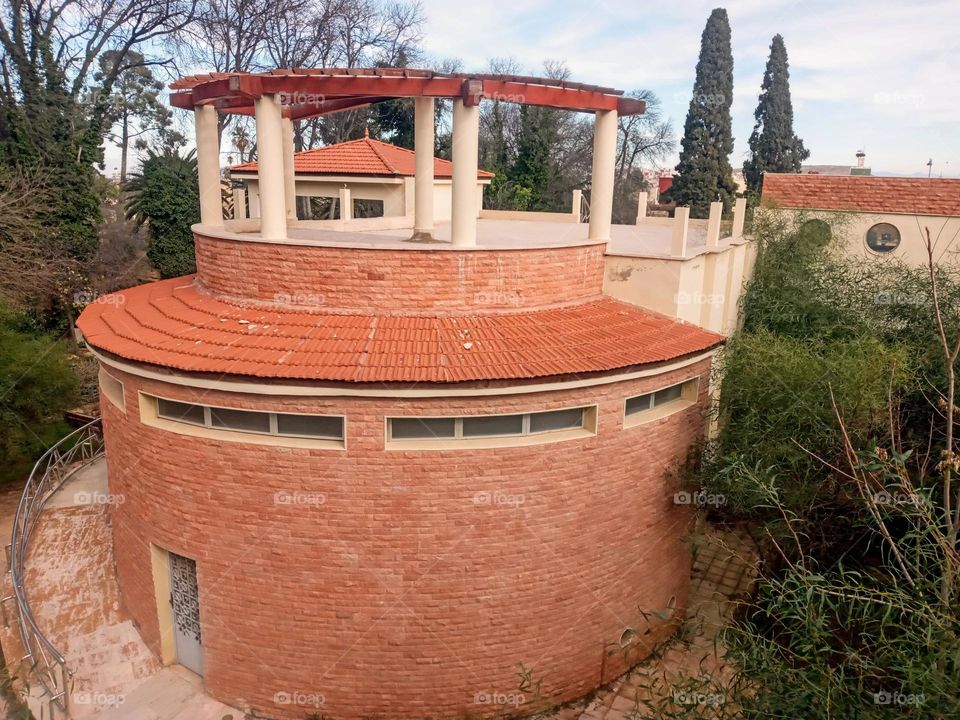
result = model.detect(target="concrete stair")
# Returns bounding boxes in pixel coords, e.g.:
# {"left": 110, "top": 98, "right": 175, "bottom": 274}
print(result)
{"left": 95, "top": 666, "right": 238, "bottom": 720}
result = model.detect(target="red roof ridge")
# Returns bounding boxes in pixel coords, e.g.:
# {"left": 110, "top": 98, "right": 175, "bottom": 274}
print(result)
{"left": 362, "top": 135, "right": 401, "bottom": 175}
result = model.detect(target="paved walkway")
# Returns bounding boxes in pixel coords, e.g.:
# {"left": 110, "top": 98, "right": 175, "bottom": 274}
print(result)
{"left": 10, "top": 459, "right": 238, "bottom": 719}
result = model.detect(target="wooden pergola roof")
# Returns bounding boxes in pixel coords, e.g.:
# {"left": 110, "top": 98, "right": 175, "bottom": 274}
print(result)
{"left": 169, "top": 68, "right": 646, "bottom": 120}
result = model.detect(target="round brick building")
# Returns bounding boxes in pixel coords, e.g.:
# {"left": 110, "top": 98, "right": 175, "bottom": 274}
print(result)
{"left": 78, "top": 69, "right": 723, "bottom": 719}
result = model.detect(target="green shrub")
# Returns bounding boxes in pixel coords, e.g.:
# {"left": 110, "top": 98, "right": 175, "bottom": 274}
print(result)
{"left": 125, "top": 149, "right": 199, "bottom": 278}
{"left": 0, "top": 307, "right": 77, "bottom": 483}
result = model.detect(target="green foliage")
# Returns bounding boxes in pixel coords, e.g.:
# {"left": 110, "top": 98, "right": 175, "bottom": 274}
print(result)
{"left": 669, "top": 211, "right": 960, "bottom": 718}
{"left": 742, "top": 35, "right": 809, "bottom": 195}
{"left": 670, "top": 8, "right": 737, "bottom": 218}
{"left": 509, "top": 105, "right": 557, "bottom": 211}
{"left": 125, "top": 150, "right": 200, "bottom": 278}
{"left": 0, "top": 307, "right": 77, "bottom": 484}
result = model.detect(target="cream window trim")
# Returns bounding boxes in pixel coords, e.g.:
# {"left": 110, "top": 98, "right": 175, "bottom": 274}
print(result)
{"left": 138, "top": 393, "right": 346, "bottom": 450}
{"left": 99, "top": 369, "right": 125, "bottom": 412}
{"left": 385, "top": 405, "right": 598, "bottom": 451}
{"left": 623, "top": 378, "right": 700, "bottom": 429}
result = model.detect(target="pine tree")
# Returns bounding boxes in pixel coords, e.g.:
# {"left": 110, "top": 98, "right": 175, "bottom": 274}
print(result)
{"left": 670, "top": 8, "right": 737, "bottom": 218}
{"left": 743, "top": 35, "right": 809, "bottom": 195}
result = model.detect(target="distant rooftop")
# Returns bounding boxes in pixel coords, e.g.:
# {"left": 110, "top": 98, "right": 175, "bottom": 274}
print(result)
{"left": 762, "top": 173, "right": 960, "bottom": 216}
{"left": 231, "top": 134, "right": 494, "bottom": 180}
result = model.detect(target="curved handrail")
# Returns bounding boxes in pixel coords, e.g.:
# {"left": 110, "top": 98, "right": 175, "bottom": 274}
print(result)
{"left": 8, "top": 418, "right": 104, "bottom": 714}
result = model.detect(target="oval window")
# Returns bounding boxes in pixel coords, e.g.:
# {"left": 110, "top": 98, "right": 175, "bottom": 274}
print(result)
{"left": 865, "top": 223, "right": 901, "bottom": 253}
{"left": 799, "top": 219, "right": 832, "bottom": 247}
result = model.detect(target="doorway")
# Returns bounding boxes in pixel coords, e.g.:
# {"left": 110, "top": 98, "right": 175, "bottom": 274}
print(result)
{"left": 168, "top": 551, "right": 203, "bottom": 676}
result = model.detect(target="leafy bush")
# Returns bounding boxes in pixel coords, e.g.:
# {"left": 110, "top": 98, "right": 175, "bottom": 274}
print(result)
{"left": 0, "top": 306, "right": 77, "bottom": 483}
{"left": 125, "top": 149, "right": 199, "bottom": 278}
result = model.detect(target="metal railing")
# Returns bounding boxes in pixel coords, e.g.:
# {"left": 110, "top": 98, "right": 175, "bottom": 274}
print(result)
{"left": 6, "top": 418, "right": 104, "bottom": 716}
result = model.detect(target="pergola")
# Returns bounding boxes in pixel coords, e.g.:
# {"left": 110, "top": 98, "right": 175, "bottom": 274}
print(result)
{"left": 171, "top": 68, "right": 647, "bottom": 246}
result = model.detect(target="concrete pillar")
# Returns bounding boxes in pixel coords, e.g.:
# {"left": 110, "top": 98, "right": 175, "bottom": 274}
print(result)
{"left": 248, "top": 185, "right": 260, "bottom": 218}
{"left": 194, "top": 104, "right": 223, "bottom": 227}
{"left": 672, "top": 206, "right": 690, "bottom": 257}
{"left": 588, "top": 109, "right": 617, "bottom": 241}
{"left": 572, "top": 189, "right": 583, "bottom": 222}
{"left": 451, "top": 98, "right": 480, "bottom": 247}
{"left": 282, "top": 116, "right": 296, "bottom": 221}
{"left": 232, "top": 187, "right": 247, "bottom": 220}
{"left": 339, "top": 187, "right": 353, "bottom": 221}
{"left": 254, "top": 94, "right": 286, "bottom": 240}
{"left": 706, "top": 201, "right": 723, "bottom": 246}
{"left": 732, "top": 197, "right": 747, "bottom": 238}
{"left": 636, "top": 191, "right": 648, "bottom": 223}
{"left": 413, "top": 97, "right": 436, "bottom": 239}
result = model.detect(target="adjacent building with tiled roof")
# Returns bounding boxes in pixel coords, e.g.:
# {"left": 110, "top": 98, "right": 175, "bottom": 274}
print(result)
{"left": 761, "top": 173, "right": 960, "bottom": 267}
{"left": 230, "top": 132, "right": 493, "bottom": 221}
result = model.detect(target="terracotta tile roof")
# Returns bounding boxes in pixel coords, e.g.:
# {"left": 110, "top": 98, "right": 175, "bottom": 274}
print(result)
{"left": 231, "top": 136, "right": 494, "bottom": 179}
{"left": 77, "top": 278, "right": 723, "bottom": 383}
{"left": 762, "top": 173, "right": 960, "bottom": 217}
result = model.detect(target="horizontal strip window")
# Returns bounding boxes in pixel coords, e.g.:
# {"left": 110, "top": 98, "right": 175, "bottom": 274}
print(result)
{"left": 154, "top": 397, "right": 344, "bottom": 440}
{"left": 624, "top": 378, "right": 698, "bottom": 426}
{"left": 388, "top": 406, "right": 595, "bottom": 445}
{"left": 99, "top": 369, "right": 125, "bottom": 412}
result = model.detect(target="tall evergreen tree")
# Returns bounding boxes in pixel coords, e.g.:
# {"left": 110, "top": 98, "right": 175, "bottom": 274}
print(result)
{"left": 670, "top": 8, "right": 737, "bottom": 218}
{"left": 743, "top": 34, "right": 809, "bottom": 195}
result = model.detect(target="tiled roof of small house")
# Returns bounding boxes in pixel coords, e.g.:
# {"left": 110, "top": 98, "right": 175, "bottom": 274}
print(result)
{"left": 231, "top": 135, "right": 494, "bottom": 180}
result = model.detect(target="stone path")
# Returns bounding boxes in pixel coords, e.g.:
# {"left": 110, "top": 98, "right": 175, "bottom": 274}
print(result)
{"left": 543, "top": 524, "right": 757, "bottom": 720}
{"left": 5, "top": 459, "right": 238, "bottom": 719}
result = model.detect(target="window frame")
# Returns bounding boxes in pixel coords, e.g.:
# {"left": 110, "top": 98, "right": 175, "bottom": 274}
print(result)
{"left": 623, "top": 378, "right": 700, "bottom": 428}
{"left": 864, "top": 222, "right": 901, "bottom": 254}
{"left": 385, "top": 405, "right": 597, "bottom": 450}
{"left": 98, "top": 369, "right": 125, "bottom": 412}
{"left": 142, "top": 393, "right": 346, "bottom": 449}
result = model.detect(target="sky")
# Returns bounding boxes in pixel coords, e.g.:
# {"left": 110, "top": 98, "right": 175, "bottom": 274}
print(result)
{"left": 102, "top": 0, "right": 960, "bottom": 178}
{"left": 415, "top": 0, "right": 960, "bottom": 177}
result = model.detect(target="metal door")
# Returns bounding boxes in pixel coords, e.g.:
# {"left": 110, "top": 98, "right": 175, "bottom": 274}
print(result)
{"left": 169, "top": 552, "right": 203, "bottom": 676}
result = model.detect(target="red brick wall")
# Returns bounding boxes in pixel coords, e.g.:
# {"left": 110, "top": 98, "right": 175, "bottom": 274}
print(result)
{"left": 101, "top": 358, "right": 710, "bottom": 719}
{"left": 193, "top": 232, "right": 606, "bottom": 313}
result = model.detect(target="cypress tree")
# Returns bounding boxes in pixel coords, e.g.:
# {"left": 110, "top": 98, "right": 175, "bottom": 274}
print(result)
{"left": 670, "top": 8, "right": 736, "bottom": 218}
{"left": 743, "top": 34, "right": 809, "bottom": 195}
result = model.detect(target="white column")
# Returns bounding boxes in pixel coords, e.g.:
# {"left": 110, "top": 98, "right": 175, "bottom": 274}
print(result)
{"left": 232, "top": 187, "right": 247, "bottom": 220}
{"left": 254, "top": 94, "right": 286, "bottom": 240}
{"left": 451, "top": 98, "right": 480, "bottom": 247}
{"left": 636, "top": 191, "right": 648, "bottom": 223}
{"left": 248, "top": 185, "right": 260, "bottom": 218}
{"left": 572, "top": 189, "right": 583, "bottom": 222}
{"left": 588, "top": 108, "right": 617, "bottom": 241}
{"left": 732, "top": 197, "right": 747, "bottom": 239}
{"left": 282, "top": 116, "right": 296, "bottom": 221}
{"left": 414, "top": 97, "right": 435, "bottom": 239}
{"left": 706, "top": 201, "right": 723, "bottom": 246}
{"left": 672, "top": 206, "right": 690, "bottom": 257}
{"left": 339, "top": 187, "right": 353, "bottom": 221}
{"left": 194, "top": 104, "right": 223, "bottom": 227}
